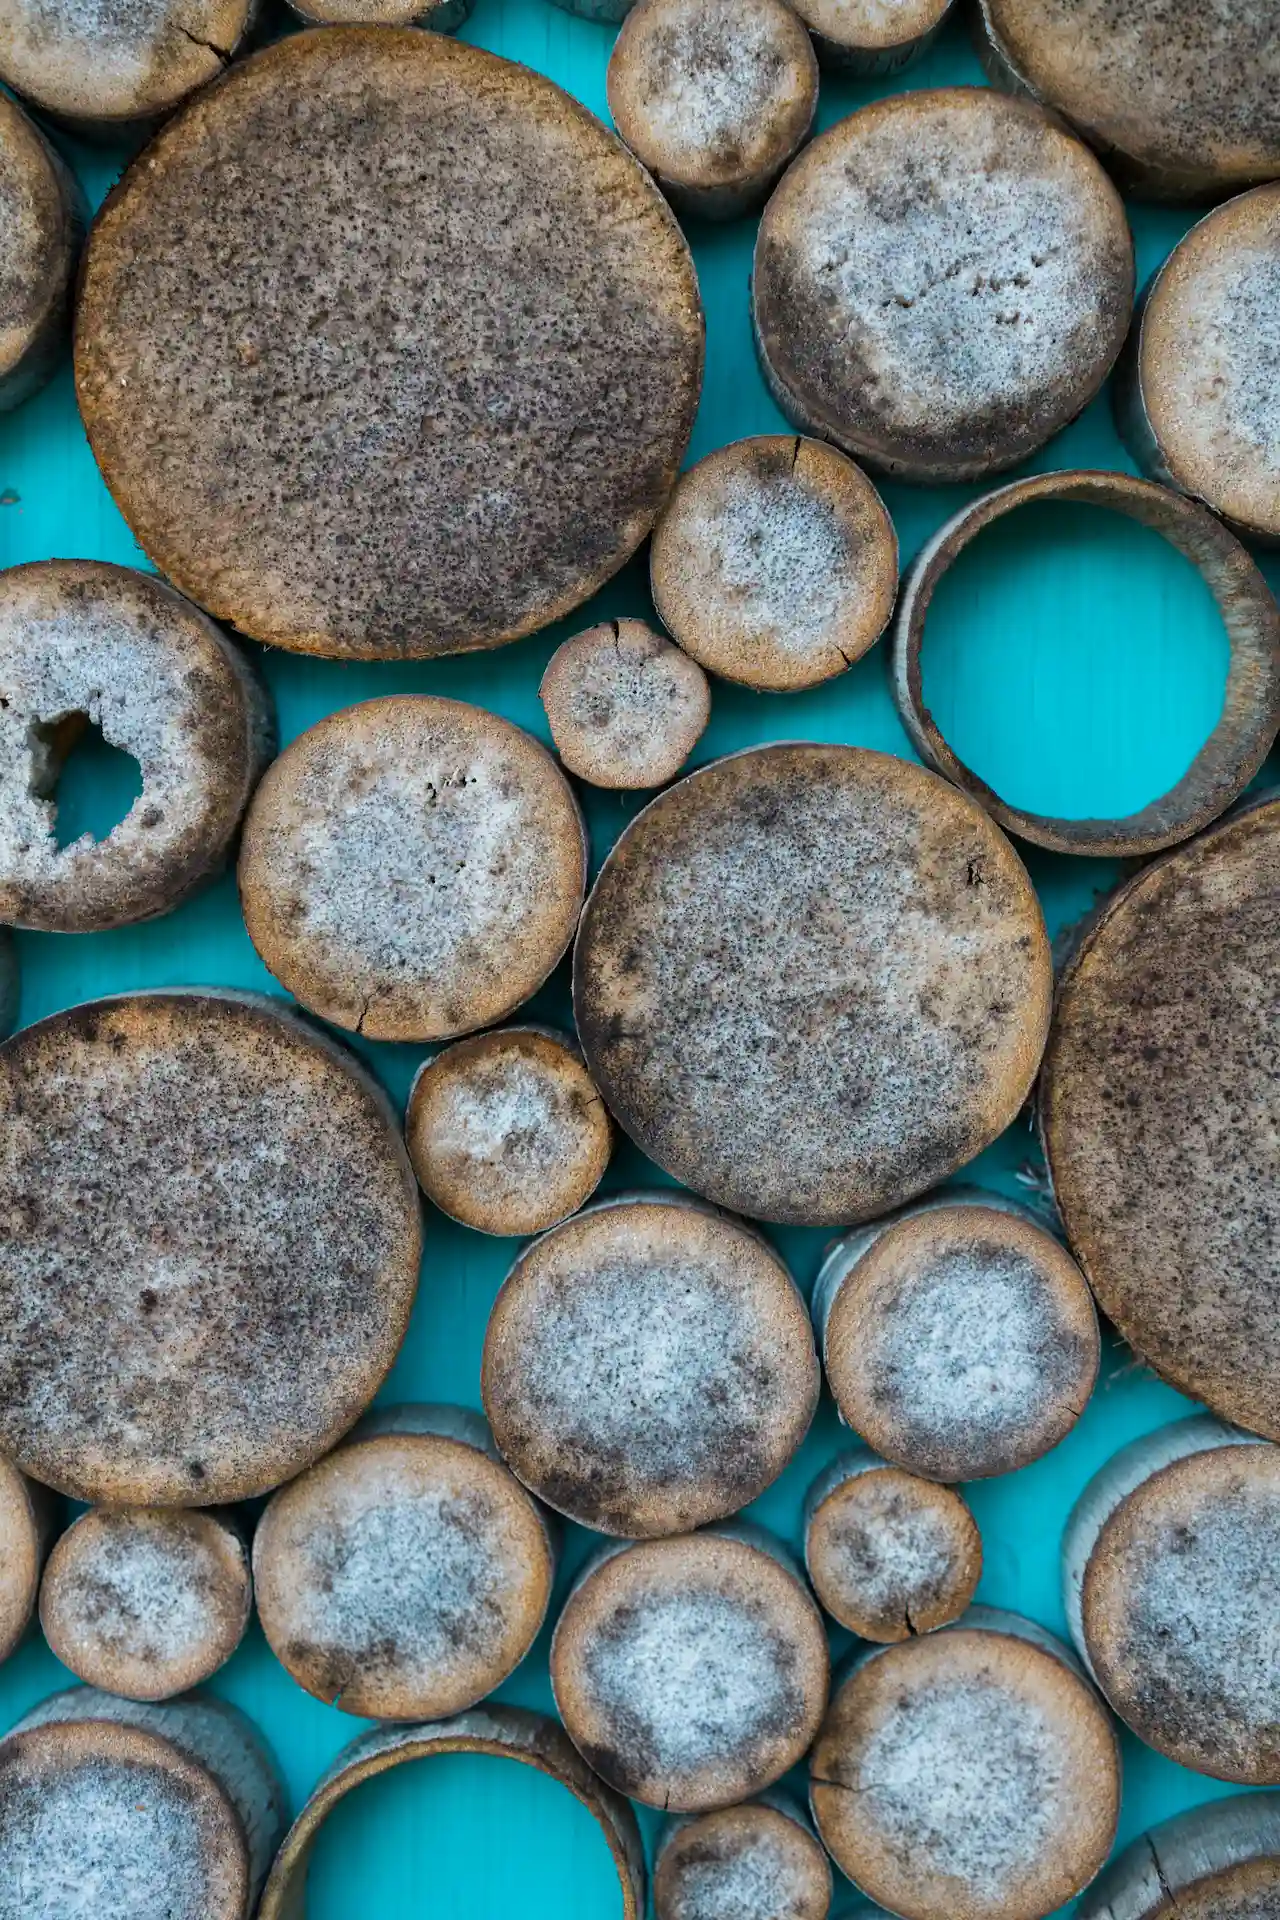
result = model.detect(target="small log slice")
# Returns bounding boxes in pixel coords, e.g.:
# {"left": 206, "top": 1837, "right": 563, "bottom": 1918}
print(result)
{"left": 1066, "top": 1416, "right": 1280, "bottom": 1784}
{"left": 650, "top": 435, "right": 897, "bottom": 692}
{"left": 406, "top": 1025, "right": 611, "bottom": 1235}
{"left": 40, "top": 1507, "right": 252, "bottom": 1701}
{"left": 814, "top": 1190, "right": 1099, "bottom": 1481}
{"left": 540, "top": 619, "right": 709, "bottom": 789}
{"left": 0, "top": 95, "right": 82, "bottom": 411}
{"left": 790, "top": 0, "right": 956, "bottom": 74}
{"left": 0, "top": 560, "right": 274, "bottom": 933}
{"left": 607, "top": 0, "right": 817, "bottom": 220}
{"left": 974, "top": 0, "right": 1280, "bottom": 202}
{"left": 75, "top": 29, "right": 703, "bottom": 660}
{"left": 0, "top": 1454, "right": 57, "bottom": 1664}
{"left": 0, "top": 989, "right": 422, "bottom": 1504}
{"left": 253, "top": 1404, "right": 556, "bottom": 1721}
{"left": 804, "top": 1447, "right": 982, "bottom": 1640}
{"left": 482, "top": 1191, "right": 818, "bottom": 1536}
{"left": 552, "top": 1526, "right": 828, "bottom": 1813}
{"left": 654, "top": 1793, "right": 833, "bottom": 1920}
{"left": 811, "top": 1610, "right": 1119, "bottom": 1920}
{"left": 239, "top": 697, "right": 586, "bottom": 1043}
{"left": 1039, "top": 793, "right": 1280, "bottom": 1437}
{"left": 287, "top": 0, "right": 470, "bottom": 29}
{"left": 1079, "top": 1792, "right": 1280, "bottom": 1920}
{"left": 752, "top": 88, "right": 1133, "bottom": 483}
{"left": 1118, "top": 185, "right": 1280, "bottom": 546}
{"left": 573, "top": 743, "right": 1051, "bottom": 1226}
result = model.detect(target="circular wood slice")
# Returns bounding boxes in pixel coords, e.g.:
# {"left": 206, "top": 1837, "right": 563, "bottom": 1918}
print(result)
{"left": 482, "top": 1192, "right": 818, "bottom": 1536}
{"left": 811, "top": 1610, "right": 1119, "bottom": 1920}
{"left": 75, "top": 28, "right": 703, "bottom": 661}
{"left": 650, "top": 435, "right": 897, "bottom": 692}
{"left": 789, "top": 0, "right": 955, "bottom": 73}
{"left": 752, "top": 88, "right": 1133, "bottom": 483}
{"left": 892, "top": 472, "right": 1280, "bottom": 857}
{"left": 40, "top": 1507, "right": 252, "bottom": 1701}
{"left": 0, "top": 1454, "right": 57, "bottom": 1664}
{"left": 0, "top": 94, "right": 82, "bottom": 410}
{"left": 540, "top": 620, "right": 710, "bottom": 789}
{"left": 1119, "top": 185, "right": 1280, "bottom": 546}
{"left": 574, "top": 744, "right": 1051, "bottom": 1226}
{"left": 551, "top": 1525, "right": 830, "bottom": 1811}
{"left": 0, "top": 0, "right": 255, "bottom": 135}
{"left": 654, "top": 1793, "right": 833, "bottom": 1920}
{"left": 1040, "top": 793, "right": 1280, "bottom": 1437}
{"left": 253, "top": 1403, "right": 556, "bottom": 1721}
{"left": 260, "top": 1706, "right": 646, "bottom": 1919}
{"left": 0, "top": 989, "right": 422, "bottom": 1505}
{"left": 239, "top": 697, "right": 586, "bottom": 1043}
{"left": 0, "top": 560, "right": 275, "bottom": 933}
{"left": 1066, "top": 1416, "right": 1280, "bottom": 1784}
{"left": 815, "top": 1190, "right": 1099, "bottom": 1481}
{"left": 804, "top": 1446, "right": 982, "bottom": 1640}
{"left": 406, "top": 1025, "right": 611, "bottom": 1236}
{"left": 607, "top": 0, "right": 817, "bottom": 220}
{"left": 1079, "top": 1792, "right": 1280, "bottom": 1920}
{"left": 287, "top": 0, "right": 471, "bottom": 27}
{"left": 975, "top": 0, "right": 1280, "bottom": 202}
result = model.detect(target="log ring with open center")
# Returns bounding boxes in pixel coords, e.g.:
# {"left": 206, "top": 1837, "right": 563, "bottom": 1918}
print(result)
{"left": 258, "top": 1708, "right": 645, "bottom": 1919}
{"left": 891, "top": 469, "right": 1280, "bottom": 858}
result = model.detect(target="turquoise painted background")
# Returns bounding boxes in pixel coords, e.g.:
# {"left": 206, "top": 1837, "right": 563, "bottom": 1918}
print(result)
{"left": 2, "top": 1, "right": 1276, "bottom": 1912}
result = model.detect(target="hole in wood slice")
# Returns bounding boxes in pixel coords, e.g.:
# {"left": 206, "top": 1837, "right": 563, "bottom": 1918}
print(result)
{"left": 804, "top": 1447, "right": 982, "bottom": 1640}
{"left": 0, "top": 560, "right": 275, "bottom": 932}
{"left": 0, "top": 1454, "right": 57, "bottom": 1664}
{"left": 653, "top": 1794, "right": 833, "bottom": 1920}
{"left": 573, "top": 744, "right": 1051, "bottom": 1226}
{"left": 551, "top": 1525, "right": 830, "bottom": 1811}
{"left": 1120, "top": 184, "right": 1280, "bottom": 544}
{"left": 406, "top": 1026, "right": 612, "bottom": 1236}
{"left": 810, "top": 1611, "right": 1119, "bottom": 1920}
{"left": 75, "top": 29, "right": 703, "bottom": 660}
{"left": 789, "top": 0, "right": 956, "bottom": 74}
{"left": 1039, "top": 794, "right": 1280, "bottom": 1437}
{"left": 752, "top": 88, "right": 1133, "bottom": 483}
{"left": 0, "top": 94, "right": 82, "bottom": 410}
{"left": 40, "top": 1507, "right": 252, "bottom": 1701}
{"left": 649, "top": 435, "right": 897, "bottom": 692}
{"left": 0, "top": 989, "right": 422, "bottom": 1504}
{"left": 239, "top": 697, "right": 586, "bottom": 1043}
{"left": 1078, "top": 1791, "right": 1280, "bottom": 1920}
{"left": 974, "top": 0, "right": 1280, "bottom": 201}
{"left": 539, "top": 620, "right": 710, "bottom": 789}
{"left": 607, "top": 0, "right": 817, "bottom": 220}
{"left": 815, "top": 1191, "right": 1099, "bottom": 1481}
{"left": 482, "top": 1192, "right": 817, "bottom": 1536}
{"left": 253, "top": 1404, "right": 556, "bottom": 1721}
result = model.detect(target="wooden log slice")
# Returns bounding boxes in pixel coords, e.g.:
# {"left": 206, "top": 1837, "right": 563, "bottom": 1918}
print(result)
{"left": 810, "top": 1610, "right": 1120, "bottom": 1920}
{"left": 1079, "top": 1792, "right": 1280, "bottom": 1920}
{"left": 573, "top": 744, "right": 1051, "bottom": 1226}
{"left": 540, "top": 620, "right": 710, "bottom": 789}
{"left": 0, "top": 1454, "right": 57, "bottom": 1664}
{"left": 607, "top": 0, "right": 818, "bottom": 220}
{"left": 253, "top": 1404, "right": 556, "bottom": 1721}
{"left": 0, "top": 989, "right": 422, "bottom": 1504}
{"left": 649, "top": 435, "right": 897, "bottom": 692}
{"left": 804, "top": 1446, "right": 982, "bottom": 1640}
{"left": 1039, "top": 793, "right": 1280, "bottom": 1437}
{"left": 0, "top": 94, "right": 82, "bottom": 410}
{"left": 752, "top": 89, "right": 1133, "bottom": 483}
{"left": 75, "top": 28, "right": 703, "bottom": 661}
{"left": 0, "top": 560, "right": 275, "bottom": 933}
{"left": 405, "top": 1025, "right": 611, "bottom": 1235}
{"left": 1118, "top": 185, "right": 1280, "bottom": 545}
{"left": 551, "top": 1524, "right": 830, "bottom": 1811}
{"left": 259, "top": 1706, "right": 646, "bottom": 1920}
{"left": 239, "top": 697, "right": 586, "bottom": 1043}
{"left": 789, "top": 0, "right": 956, "bottom": 74}
{"left": 1065, "top": 1416, "right": 1280, "bottom": 1784}
{"left": 0, "top": 0, "right": 256, "bottom": 137}
{"left": 482, "top": 1191, "right": 818, "bottom": 1535}
{"left": 814, "top": 1190, "right": 1099, "bottom": 1480}
{"left": 40, "top": 1507, "right": 252, "bottom": 1701}
{"left": 287, "top": 0, "right": 470, "bottom": 28}
{"left": 654, "top": 1792, "right": 833, "bottom": 1920}
{"left": 974, "top": 0, "right": 1280, "bottom": 202}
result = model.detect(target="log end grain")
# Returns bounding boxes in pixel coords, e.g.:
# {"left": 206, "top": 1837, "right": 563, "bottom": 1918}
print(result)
{"left": 540, "top": 619, "right": 710, "bottom": 789}
{"left": 805, "top": 1449, "right": 982, "bottom": 1639}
